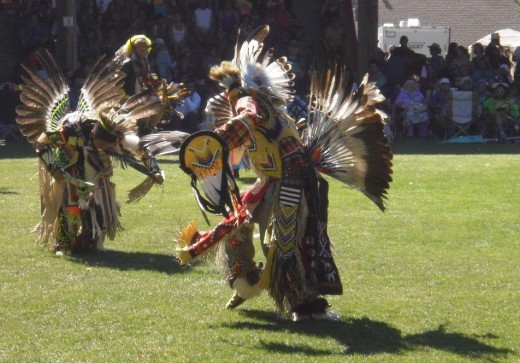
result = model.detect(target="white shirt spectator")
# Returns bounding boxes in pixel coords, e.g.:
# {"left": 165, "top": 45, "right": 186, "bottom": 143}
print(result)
{"left": 195, "top": 7, "right": 212, "bottom": 30}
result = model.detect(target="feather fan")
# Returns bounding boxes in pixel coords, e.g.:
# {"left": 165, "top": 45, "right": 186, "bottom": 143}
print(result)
{"left": 302, "top": 58, "right": 393, "bottom": 211}
{"left": 138, "top": 131, "right": 190, "bottom": 156}
{"left": 16, "top": 49, "right": 70, "bottom": 142}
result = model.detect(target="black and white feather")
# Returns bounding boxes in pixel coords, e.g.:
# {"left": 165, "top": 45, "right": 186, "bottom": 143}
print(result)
{"left": 301, "top": 59, "right": 393, "bottom": 211}
{"left": 233, "top": 25, "right": 295, "bottom": 104}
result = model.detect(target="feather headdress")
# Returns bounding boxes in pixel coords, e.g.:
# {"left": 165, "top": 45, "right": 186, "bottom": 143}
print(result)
{"left": 208, "top": 25, "right": 294, "bottom": 107}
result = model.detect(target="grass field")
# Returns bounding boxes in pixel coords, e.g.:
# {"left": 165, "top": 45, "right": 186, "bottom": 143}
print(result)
{"left": 1, "top": 138, "right": 519, "bottom": 362}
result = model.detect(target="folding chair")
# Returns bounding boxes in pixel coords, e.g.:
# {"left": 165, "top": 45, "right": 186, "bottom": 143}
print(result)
{"left": 498, "top": 114, "right": 520, "bottom": 141}
{"left": 445, "top": 90, "right": 478, "bottom": 140}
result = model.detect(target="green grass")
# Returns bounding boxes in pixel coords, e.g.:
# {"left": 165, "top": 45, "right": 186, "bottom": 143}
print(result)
{"left": 1, "top": 139, "right": 519, "bottom": 362}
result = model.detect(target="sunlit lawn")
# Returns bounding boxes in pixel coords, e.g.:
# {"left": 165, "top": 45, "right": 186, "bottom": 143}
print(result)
{"left": 0, "top": 138, "right": 519, "bottom": 362}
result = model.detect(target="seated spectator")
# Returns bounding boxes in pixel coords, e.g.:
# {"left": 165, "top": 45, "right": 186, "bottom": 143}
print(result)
{"left": 493, "top": 63, "right": 513, "bottom": 86}
{"left": 457, "top": 76, "right": 474, "bottom": 92}
{"left": 450, "top": 45, "right": 473, "bottom": 82}
{"left": 367, "top": 60, "right": 388, "bottom": 96}
{"left": 394, "top": 78, "right": 430, "bottom": 137}
{"left": 483, "top": 82, "right": 519, "bottom": 139}
{"left": 472, "top": 57, "right": 495, "bottom": 85}
{"left": 429, "top": 77, "right": 452, "bottom": 138}
{"left": 474, "top": 79, "right": 490, "bottom": 133}
{"left": 475, "top": 79, "right": 489, "bottom": 112}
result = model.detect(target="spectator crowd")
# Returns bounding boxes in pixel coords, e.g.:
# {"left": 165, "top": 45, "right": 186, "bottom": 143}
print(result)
{"left": 1, "top": 0, "right": 351, "bottom": 134}
{"left": 2, "top": 0, "right": 519, "bottom": 140}
{"left": 371, "top": 33, "right": 520, "bottom": 140}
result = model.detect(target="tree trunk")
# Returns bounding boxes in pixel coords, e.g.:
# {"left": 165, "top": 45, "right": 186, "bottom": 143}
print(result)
{"left": 357, "top": 0, "right": 378, "bottom": 79}
{"left": 55, "top": 0, "right": 78, "bottom": 73}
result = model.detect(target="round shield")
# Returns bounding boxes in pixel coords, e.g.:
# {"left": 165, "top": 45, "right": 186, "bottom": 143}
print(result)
{"left": 179, "top": 130, "right": 226, "bottom": 179}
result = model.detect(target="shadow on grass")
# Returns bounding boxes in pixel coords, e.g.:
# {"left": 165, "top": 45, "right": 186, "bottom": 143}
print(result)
{"left": 69, "top": 249, "right": 186, "bottom": 274}
{"left": 236, "top": 176, "right": 257, "bottom": 185}
{"left": 0, "top": 141, "right": 35, "bottom": 158}
{"left": 0, "top": 187, "right": 18, "bottom": 194}
{"left": 222, "top": 309, "right": 513, "bottom": 360}
{"left": 392, "top": 137, "right": 520, "bottom": 155}
{"left": 155, "top": 158, "right": 181, "bottom": 165}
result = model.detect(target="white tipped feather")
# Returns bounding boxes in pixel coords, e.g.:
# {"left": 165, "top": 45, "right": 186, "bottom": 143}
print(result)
{"left": 122, "top": 134, "right": 141, "bottom": 153}
{"left": 232, "top": 25, "right": 294, "bottom": 104}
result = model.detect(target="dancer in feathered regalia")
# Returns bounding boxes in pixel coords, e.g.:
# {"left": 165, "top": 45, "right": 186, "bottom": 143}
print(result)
{"left": 16, "top": 48, "right": 187, "bottom": 253}
{"left": 174, "top": 25, "right": 393, "bottom": 320}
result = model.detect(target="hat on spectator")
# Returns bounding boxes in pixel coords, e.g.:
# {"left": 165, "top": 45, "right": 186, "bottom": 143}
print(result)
{"left": 428, "top": 43, "right": 441, "bottom": 52}
{"left": 439, "top": 77, "right": 450, "bottom": 85}
{"left": 460, "top": 76, "right": 472, "bottom": 83}
{"left": 125, "top": 35, "right": 152, "bottom": 56}
{"left": 490, "top": 82, "right": 509, "bottom": 90}
{"left": 491, "top": 32, "right": 500, "bottom": 40}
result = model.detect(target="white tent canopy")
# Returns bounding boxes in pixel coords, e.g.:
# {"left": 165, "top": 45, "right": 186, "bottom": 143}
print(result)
{"left": 473, "top": 28, "right": 520, "bottom": 50}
